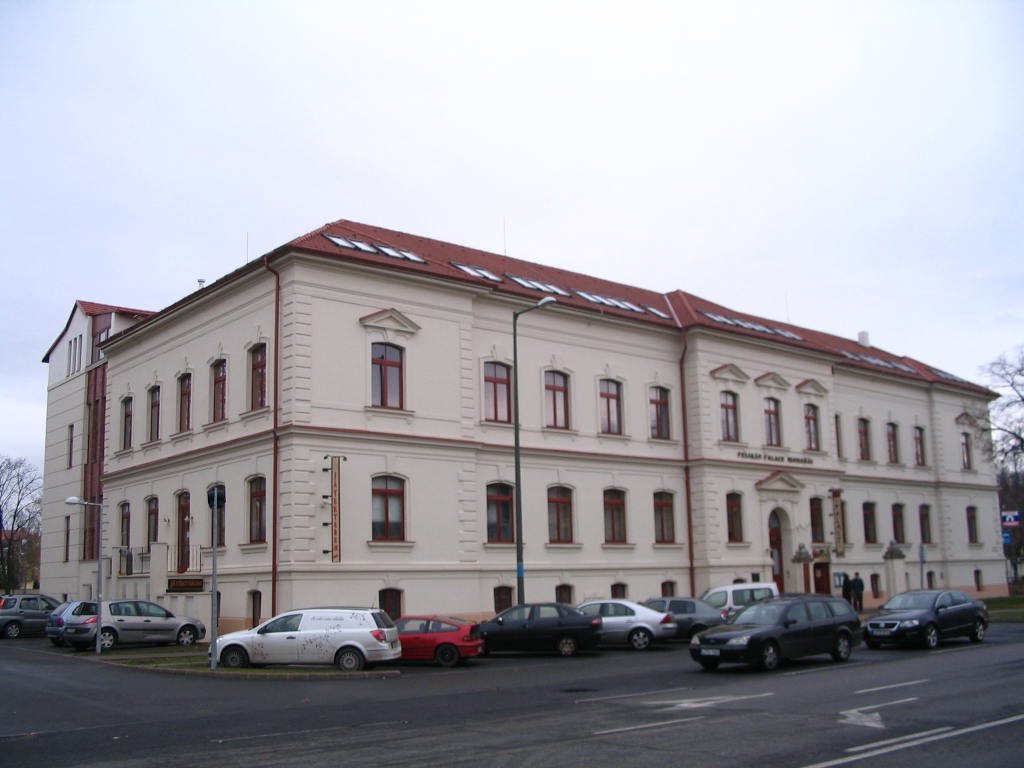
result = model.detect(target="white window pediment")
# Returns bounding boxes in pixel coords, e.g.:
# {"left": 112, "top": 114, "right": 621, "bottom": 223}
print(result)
{"left": 710, "top": 363, "right": 750, "bottom": 384}
{"left": 755, "top": 372, "right": 791, "bottom": 390}
{"left": 954, "top": 411, "right": 976, "bottom": 427}
{"left": 359, "top": 308, "right": 421, "bottom": 337}
{"left": 755, "top": 471, "right": 805, "bottom": 494}
{"left": 796, "top": 378, "right": 829, "bottom": 397}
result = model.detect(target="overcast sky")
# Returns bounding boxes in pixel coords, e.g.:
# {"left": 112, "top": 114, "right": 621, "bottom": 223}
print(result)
{"left": 2, "top": 0, "right": 1022, "bottom": 473}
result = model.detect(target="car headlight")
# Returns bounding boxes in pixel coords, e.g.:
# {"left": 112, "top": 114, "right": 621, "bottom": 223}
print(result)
{"left": 898, "top": 619, "right": 920, "bottom": 629}
{"left": 726, "top": 635, "right": 751, "bottom": 646}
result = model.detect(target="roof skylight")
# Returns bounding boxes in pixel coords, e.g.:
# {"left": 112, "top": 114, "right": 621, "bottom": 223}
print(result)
{"left": 454, "top": 263, "right": 503, "bottom": 282}
{"left": 325, "top": 234, "right": 356, "bottom": 249}
{"left": 576, "top": 291, "right": 645, "bottom": 313}
{"left": 645, "top": 305, "right": 671, "bottom": 319}
{"left": 324, "top": 234, "right": 425, "bottom": 263}
{"left": 509, "top": 276, "right": 570, "bottom": 296}
{"left": 701, "top": 311, "right": 804, "bottom": 341}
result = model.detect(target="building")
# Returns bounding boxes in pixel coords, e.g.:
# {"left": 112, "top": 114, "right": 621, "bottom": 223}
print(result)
{"left": 39, "top": 220, "right": 1007, "bottom": 632}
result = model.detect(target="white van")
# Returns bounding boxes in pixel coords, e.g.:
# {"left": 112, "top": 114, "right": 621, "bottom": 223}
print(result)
{"left": 700, "top": 582, "right": 779, "bottom": 620}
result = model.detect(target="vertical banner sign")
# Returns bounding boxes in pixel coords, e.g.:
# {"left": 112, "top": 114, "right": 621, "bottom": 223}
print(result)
{"left": 831, "top": 488, "right": 845, "bottom": 556}
{"left": 331, "top": 456, "right": 342, "bottom": 562}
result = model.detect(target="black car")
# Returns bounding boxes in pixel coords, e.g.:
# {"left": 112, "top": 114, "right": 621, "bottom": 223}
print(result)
{"left": 479, "top": 602, "right": 602, "bottom": 657}
{"left": 643, "top": 597, "right": 725, "bottom": 639}
{"left": 864, "top": 590, "right": 987, "bottom": 649}
{"left": 689, "top": 594, "right": 861, "bottom": 671}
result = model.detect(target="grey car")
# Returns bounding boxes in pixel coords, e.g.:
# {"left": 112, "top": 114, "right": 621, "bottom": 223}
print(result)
{"left": 577, "top": 599, "right": 677, "bottom": 650}
{"left": 63, "top": 599, "right": 206, "bottom": 651}
{"left": 643, "top": 597, "right": 726, "bottom": 640}
{"left": 45, "top": 600, "right": 83, "bottom": 646}
{"left": 0, "top": 594, "right": 61, "bottom": 639}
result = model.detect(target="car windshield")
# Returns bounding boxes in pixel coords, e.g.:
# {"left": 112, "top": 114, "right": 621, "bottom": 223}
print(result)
{"left": 883, "top": 593, "right": 935, "bottom": 611}
{"left": 732, "top": 602, "right": 787, "bottom": 626}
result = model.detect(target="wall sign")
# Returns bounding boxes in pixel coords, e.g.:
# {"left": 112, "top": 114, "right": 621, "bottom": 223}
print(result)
{"left": 737, "top": 450, "right": 813, "bottom": 466}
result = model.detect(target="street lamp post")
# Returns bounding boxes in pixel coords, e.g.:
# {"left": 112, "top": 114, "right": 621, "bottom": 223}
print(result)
{"left": 65, "top": 496, "right": 104, "bottom": 655}
{"left": 512, "top": 296, "right": 556, "bottom": 605}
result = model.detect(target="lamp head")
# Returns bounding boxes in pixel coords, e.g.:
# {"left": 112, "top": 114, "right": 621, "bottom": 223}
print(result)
{"left": 537, "top": 296, "right": 557, "bottom": 308}
{"left": 64, "top": 496, "right": 83, "bottom": 506}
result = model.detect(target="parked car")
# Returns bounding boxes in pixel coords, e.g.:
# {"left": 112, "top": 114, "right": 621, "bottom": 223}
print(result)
{"left": 0, "top": 594, "right": 61, "bottom": 639}
{"left": 864, "top": 589, "right": 988, "bottom": 650}
{"left": 643, "top": 597, "right": 726, "bottom": 639}
{"left": 577, "top": 598, "right": 677, "bottom": 650}
{"left": 690, "top": 593, "right": 861, "bottom": 671}
{"left": 700, "top": 582, "right": 779, "bottom": 620}
{"left": 478, "top": 603, "right": 602, "bottom": 657}
{"left": 63, "top": 599, "right": 206, "bottom": 651}
{"left": 395, "top": 615, "right": 483, "bottom": 666}
{"left": 45, "top": 601, "right": 83, "bottom": 646}
{"left": 213, "top": 607, "right": 401, "bottom": 671}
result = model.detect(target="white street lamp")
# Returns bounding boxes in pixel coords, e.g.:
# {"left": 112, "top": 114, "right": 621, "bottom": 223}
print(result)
{"left": 512, "top": 295, "right": 556, "bottom": 605}
{"left": 65, "top": 496, "right": 104, "bottom": 655}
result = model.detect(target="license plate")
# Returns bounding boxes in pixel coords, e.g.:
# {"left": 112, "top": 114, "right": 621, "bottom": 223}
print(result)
{"left": 872, "top": 629, "right": 891, "bottom": 636}
{"left": 701, "top": 648, "right": 721, "bottom": 656}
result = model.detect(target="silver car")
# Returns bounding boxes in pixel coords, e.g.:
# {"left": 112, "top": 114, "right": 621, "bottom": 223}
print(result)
{"left": 577, "top": 599, "right": 677, "bottom": 650}
{"left": 1, "top": 594, "right": 61, "bottom": 639}
{"left": 213, "top": 607, "right": 401, "bottom": 671}
{"left": 643, "top": 597, "right": 726, "bottom": 640}
{"left": 63, "top": 599, "right": 206, "bottom": 651}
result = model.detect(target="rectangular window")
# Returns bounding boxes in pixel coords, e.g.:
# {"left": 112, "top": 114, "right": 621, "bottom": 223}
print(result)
{"left": 483, "top": 362, "right": 511, "bottom": 423}
{"left": 371, "top": 476, "right": 405, "bottom": 540}
{"left": 486, "top": 483, "right": 514, "bottom": 543}
{"left": 148, "top": 386, "right": 160, "bottom": 442}
{"left": 764, "top": 398, "right": 781, "bottom": 446}
{"left": 966, "top": 506, "right": 978, "bottom": 544}
{"left": 249, "top": 477, "right": 266, "bottom": 543}
{"left": 178, "top": 374, "right": 192, "bottom": 433}
{"left": 371, "top": 343, "right": 403, "bottom": 409}
{"left": 63, "top": 515, "right": 70, "bottom": 562}
{"left": 863, "top": 502, "right": 877, "bottom": 544}
{"left": 654, "top": 492, "right": 675, "bottom": 543}
{"left": 121, "top": 397, "right": 133, "bottom": 450}
{"left": 892, "top": 503, "right": 905, "bottom": 543}
{"left": 835, "top": 414, "right": 844, "bottom": 459}
{"left": 721, "top": 392, "right": 739, "bottom": 442}
{"left": 886, "top": 422, "right": 899, "bottom": 463}
{"left": 119, "top": 502, "right": 130, "bottom": 548}
{"left": 67, "top": 424, "right": 74, "bottom": 469}
{"left": 599, "top": 379, "right": 623, "bottom": 435}
{"left": 914, "top": 426, "right": 927, "bottom": 466}
{"left": 804, "top": 404, "right": 820, "bottom": 451}
{"left": 649, "top": 386, "right": 670, "bottom": 439}
{"left": 857, "top": 418, "right": 871, "bottom": 461}
{"left": 810, "top": 497, "right": 824, "bottom": 543}
{"left": 961, "top": 432, "right": 973, "bottom": 470}
{"left": 726, "top": 492, "right": 743, "bottom": 543}
{"left": 919, "top": 504, "right": 932, "bottom": 544}
{"left": 250, "top": 344, "right": 267, "bottom": 410}
{"left": 603, "top": 489, "right": 627, "bottom": 543}
{"left": 545, "top": 371, "right": 570, "bottom": 429}
{"left": 146, "top": 498, "right": 159, "bottom": 552}
{"left": 547, "top": 486, "right": 573, "bottom": 543}
{"left": 212, "top": 360, "right": 227, "bottom": 422}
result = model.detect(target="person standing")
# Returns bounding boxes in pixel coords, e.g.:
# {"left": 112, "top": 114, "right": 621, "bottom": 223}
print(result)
{"left": 841, "top": 573, "right": 852, "bottom": 603}
{"left": 850, "top": 572, "right": 865, "bottom": 612}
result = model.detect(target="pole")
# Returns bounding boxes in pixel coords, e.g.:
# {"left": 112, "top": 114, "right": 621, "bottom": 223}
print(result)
{"left": 211, "top": 485, "right": 219, "bottom": 670}
{"left": 95, "top": 501, "right": 103, "bottom": 656}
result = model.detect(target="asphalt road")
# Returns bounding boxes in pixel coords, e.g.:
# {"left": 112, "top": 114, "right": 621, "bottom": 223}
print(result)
{"left": 3, "top": 624, "right": 1024, "bottom": 767}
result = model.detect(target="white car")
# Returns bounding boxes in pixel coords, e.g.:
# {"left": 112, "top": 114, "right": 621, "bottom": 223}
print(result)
{"left": 213, "top": 607, "right": 401, "bottom": 671}
{"left": 576, "top": 599, "right": 677, "bottom": 650}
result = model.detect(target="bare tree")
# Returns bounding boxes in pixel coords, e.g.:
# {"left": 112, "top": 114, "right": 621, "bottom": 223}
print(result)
{"left": 981, "top": 346, "right": 1024, "bottom": 471}
{"left": 0, "top": 456, "right": 42, "bottom": 592}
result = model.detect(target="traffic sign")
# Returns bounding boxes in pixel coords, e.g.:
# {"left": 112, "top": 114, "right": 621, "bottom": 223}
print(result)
{"left": 1002, "top": 510, "right": 1020, "bottom": 528}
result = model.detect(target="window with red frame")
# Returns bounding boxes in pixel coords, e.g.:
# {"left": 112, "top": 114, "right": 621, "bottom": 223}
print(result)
{"left": 966, "top": 506, "right": 978, "bottom": 544}
{"left": 603, "top": 489, "right": 627, "bottom": 543}
{"left": 379, "top": 588, "right": 402, "bottom": 620}
{"left": 146, "top": 497, "right": 158, "bottom": 552}
{"left": 914, "top": 426, "right": 927, "bottom": 466}
{"left": 721, "top": 391, "right": 739, "bottom": 441}
{"left": 176, "top": 491, "right": 191, "bottom": 573}
{"left": 494, "top": 586, "right": 513, "bottom": 613}
{"left": 555, "top": 584, "right": 573, "bottom": 604}
{"left": 121, "top": 397, "right": 133, "bottom": 450}
{"left": 961, "top": 432, "right": 973, "bottom": 469}
{"left": 892, "top": 503, "right": 906, "bottom": 543}
{"left": 804, "top": 404, "right": 820, "bottom": 451}
{"left": 810, "top": 497, "right": 824, "bottom": 542}
{"left": 545, "top": 371, "right": 570, "bottom": 428}
{"left": 726, "top": 492, "right": 743, "bottom": 543}
{"left": 483, "top": 362, "right": 511, "bottom": 422}
{"left": 148, "top": 386, "right": 160, "bottom": 442}
{"left": 371, "top": 343, "right": 403, "bottom": 409}
{"left": 486, "top": 482, "right": 514, "bottom": 543}
{"left": 250, "top": 344, "right": 267, "bottom": 410}
{"left": 863, "top": 502, "right": 878, "bottom": 543}
{"left": 764, "top": 398, "right": 781, "bottom": 446}
{"left": 654, "top": 491, "right": 675, "bottom": 543}
{"left": 835, "top": 413, "right": 844, "bottom": 459}
{"left": 178, "top": 373, "right": 191, "bottom": 432}
{"left": 857, "top": 418, "right": 871, "bottom": 461}
{"left": 120, "top": 502, "right": 130, "bottom": 548}
{"left": 212, "top": 360, "right": 227, "bottom": 423}
{"left": 372, "top": 475, "right": 405, "bottom": 540}
{"left": 249, "top": 477, "right": 266, "bottom": 543}
{"left": 886, "top": 422, "right": 900, "bottom": 463}
{"left": 649, "top": 386, "right": 670, "bottom": 439}
{"left": 547, "top": 485, "right": 573, "bottom": 543}
{"left": 661, "top": 580, "right": 676, "bottom": 597}
{"left": 611, "top": 582, "right": 627, "bottom": 599}
{"left": 599, "top": 379, "right": 623, "bottom": 434}
{"left": 919, "top": 504, "right": 932, "bottom": 543}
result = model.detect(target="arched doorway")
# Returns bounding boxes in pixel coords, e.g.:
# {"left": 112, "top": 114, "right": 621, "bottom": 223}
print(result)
{"left": 768, "top": 509, "right": 785, "bottom": 592}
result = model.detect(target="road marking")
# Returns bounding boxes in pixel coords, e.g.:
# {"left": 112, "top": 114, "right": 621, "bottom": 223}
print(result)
{"left": 212, "top": 721, "right": 407, "bottom": 744}
{"left": 838, "top": 697, "right": 918, "bottom": 729}
{"left": 783, "top": 662, "right": 866, "bottom": 676}
{"left": 648, "top": 692, "right": 775, "bottom": 710}
{"left": 855, "top": 679, "right": 927, "bottom": 695}
{"left": 845, "top": 727, "right": 954, "bottom": 752}
{"left": 800, "top": 712, "right": 1024, "bottom": 768}
{"left": 593, "top": 716, "right": 704, "bottom": 735}
{"left": 575, "top": 686, "right": 692, "bottom": 704}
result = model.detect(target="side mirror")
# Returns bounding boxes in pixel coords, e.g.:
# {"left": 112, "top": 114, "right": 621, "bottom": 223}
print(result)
{"left": 495, "top": 616, "right": 504, "bottom": 625}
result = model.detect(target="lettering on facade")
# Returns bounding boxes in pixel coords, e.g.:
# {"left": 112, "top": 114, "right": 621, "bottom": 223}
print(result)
{"left": 736, "top": 451, "right": 813, "bottom": 466}
{"left": 167, "top": 578, "right": 204, "bottom": 593}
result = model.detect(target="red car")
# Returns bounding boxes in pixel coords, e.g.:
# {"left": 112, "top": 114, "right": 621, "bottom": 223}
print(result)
{"left": 394, "top": 615, "right": 483, "bottom": 667}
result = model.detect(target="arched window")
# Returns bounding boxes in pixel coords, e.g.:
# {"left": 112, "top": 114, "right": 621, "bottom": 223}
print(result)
{"left": 379, "top": 588, "right": 402, "bottom": 620}
{"left": 611, "top": 582, "right": 627, "bottom": 599}
{"left": 661, "top": 580, "right": 676, "bottom": 597}
{"left": 494, "top": 585, "right": 513, "bottom": 613}
{"left": 555, "top": 584, "right": 573, "bottom": 604}
{"left": 486, "top": 482, "right": 514, "bottom": 543}
{"left": 372, "top": 475, "right": 406, "bottom": 540}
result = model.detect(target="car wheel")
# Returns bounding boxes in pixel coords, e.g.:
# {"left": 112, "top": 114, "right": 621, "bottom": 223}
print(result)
{"left": 922, "top": 624, "right": 939, "bottom": 650}
{"left": 220, "top": 646, "right": 249, "bottom": 668}
{"left": 758, "top": 641, "right": 781, "bottom": 671}
{"left": 3, "top": 622, "right": 22, "bottom": 640}
{"left": 866, "top": 639, "right": 881, "bottom": 650}
{"left": 176, "top": 626, "right": 198, "bottom": 646}
{"left": 435, "top": 644, "right": 461, "bottom": 667}
{"left": 335, "top": 648, "right": 365, "bottom": 671}
{"left": 99, "top": 628, "right": 118, "bottom": 651}
{"left": 556, "top": 636, "right": 579, "bottom": 657}
{"left": 831, "top": 633, "right": 852, "bottom": 662}
{"left": 969, "top": 619, "right": 986, "bottom": 643}
{"left": 628, "top": 628, "right": 653, "bottom": 651}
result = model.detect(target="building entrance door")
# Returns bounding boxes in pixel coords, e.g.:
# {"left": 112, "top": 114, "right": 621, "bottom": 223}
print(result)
{"left": 768, "top": 510, "right": 785, "bottom": 592}
{"left": 813, "top": 562, "right": 831, "bottom": 594}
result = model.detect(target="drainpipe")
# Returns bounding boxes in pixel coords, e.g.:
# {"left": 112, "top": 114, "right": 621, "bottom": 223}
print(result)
{"left": 679, "top": 328, "right": 696, "bottom": 597}
{"left": 263, "top": 255, "right": 282, "bottom": 615}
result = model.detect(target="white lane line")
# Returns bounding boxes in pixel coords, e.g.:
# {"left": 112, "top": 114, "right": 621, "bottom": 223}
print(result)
{"left": 575, "top": 686, "right": 692, "bottom": 704}
{"left": 855, "top": 679, "right": 928, "bottom": 695}
{"left": 799, "top": 712, "right": 1024, "bottom": 768}
{"left": 593, "top": 716, "right": 704, "bottom": 735}
{"left": 212, "top": 720, "right": 407, "bottom": 744}
{"left": 845, "top": 727, "right": 954, "bottom": 752}
{"left": 783, "top": 662, "right": 866, "bottom": 677}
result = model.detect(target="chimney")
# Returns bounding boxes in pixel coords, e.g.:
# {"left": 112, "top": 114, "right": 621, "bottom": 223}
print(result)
{"left": 857, "top": 331, "right": 870, "bottom": 347}
{"left": 198, "top": 279, "right": 206, "bottom": 289}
